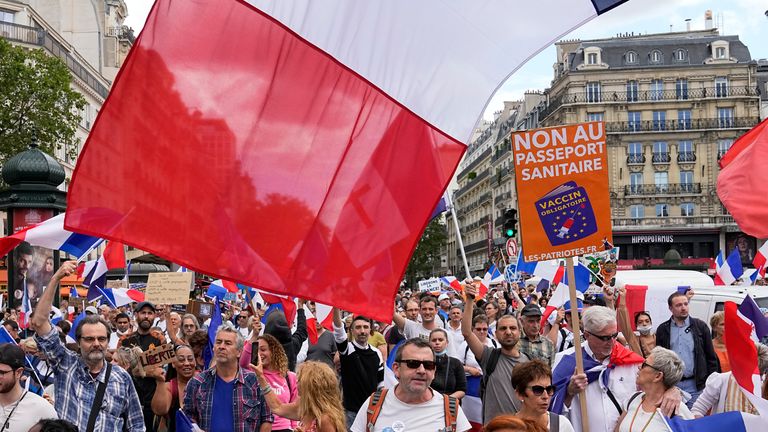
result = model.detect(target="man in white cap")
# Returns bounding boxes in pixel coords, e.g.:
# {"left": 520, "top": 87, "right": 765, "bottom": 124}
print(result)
{"left": 437, "top": 293, "right": 452, "bottom": 323}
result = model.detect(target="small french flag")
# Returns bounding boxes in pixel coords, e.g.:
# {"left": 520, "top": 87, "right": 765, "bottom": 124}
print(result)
{"left": 716, "top": 249, "right": 744, "bottom": 286}
{"left": 439, "top": 275, "right": 463, "bottom": 292}
{"left": 754, "top": 242, "right": 768, "bottom": 278}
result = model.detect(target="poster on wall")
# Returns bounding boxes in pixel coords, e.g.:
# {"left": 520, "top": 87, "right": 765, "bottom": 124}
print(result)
{"left": 725, "top": 232, "right": 756, "bottom": 267}
{"left": 10, "top": 209, "right": 56, "bottom": 309}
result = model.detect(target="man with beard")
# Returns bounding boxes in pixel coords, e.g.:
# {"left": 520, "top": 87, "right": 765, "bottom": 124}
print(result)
{"left": 33, "top": 261, "right": 145, "bottom": 431}
{"left": 350, "top": 338, "right": 471, "bottom": 432}
{"left": 461, "top": 281, "right": 529, "bottom": 421}
{"left": 122, "top": 302, "right": 163, "bottom": 431}
{"left": 393, "top": 295, "right": 445, "bottom": 342}
{"left": 0, "top": 344, "right": 58, "bottom": 430}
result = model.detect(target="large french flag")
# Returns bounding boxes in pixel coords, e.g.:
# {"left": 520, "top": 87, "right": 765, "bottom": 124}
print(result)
{"left": 665, "top": 412, "right": 766, "bottom": 432}
{"left": 716, "top": 249, "right": 744, "bottom": 286}
{"left": 723, "top": 301, "right": 768, "bottom": 420}
{"left": 754, "top": 242, "right": 768, "bottom": 278}
{"left": 0, "top": 214, "right": 101, "bottom": 259}
{"left": 63, "top": 0, "right": 631, "bottom": 321}
{"left": 623, "top": 284, "right": 687, "bottom": 332}
{"left": 718, "top": 118, "right": 768, "bottom": 239}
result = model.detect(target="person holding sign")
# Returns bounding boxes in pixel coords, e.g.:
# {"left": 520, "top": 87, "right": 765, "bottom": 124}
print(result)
{"left": 550, "top": 306, "right": 680, "bottom": 432}
{"left": 150, "top": 345, "right": 197, "bottom": 431}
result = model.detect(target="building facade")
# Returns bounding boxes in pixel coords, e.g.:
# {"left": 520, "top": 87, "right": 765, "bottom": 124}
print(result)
{"left": 537, "top": 28, "right": 761, "bottom": 267}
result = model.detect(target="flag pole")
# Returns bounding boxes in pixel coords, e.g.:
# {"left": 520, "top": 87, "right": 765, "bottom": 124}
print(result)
{"left": 445, "top": 192, "right": 472, "bottom": 280}
{"left": 76, "top": 239, "right": 104, "bottom": 263}
{"left": 566, "top": 257, "right": 590, "bottom": 432}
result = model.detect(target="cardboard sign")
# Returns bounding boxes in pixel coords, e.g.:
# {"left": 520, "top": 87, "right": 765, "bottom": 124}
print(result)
{"left": 145, "top": 272, "right": 193, "bottom": 305}
{"left": 417, "top": 278, "right": 441, "bottom": 292}
{"left": 105, "top": 280, "right": 128, "bottom": 289}
{"left": 512, "top": 122, "right": 612, "bottom": 261}
{"left": 139, "top": 343, "right": 176, "bottom": 370}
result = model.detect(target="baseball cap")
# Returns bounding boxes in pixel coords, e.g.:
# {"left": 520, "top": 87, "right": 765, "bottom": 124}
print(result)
{"left": 134, "top": 301, "right": 157, "bottom": 313}
{"left": 583, "top": 294, "right": 606, "bottom": 307}
{"left": 438, "top": 293, "right": 450, "bottom": 301}
{"left": 0, "top": 344, "right": 25, "bottom": 370}
{"left": 521, "top": 303, "right": 542, "bottom": 317}
{"left": 564, "top": 299, "right": 584, "bottom": 313}
{"left": 84, "top": 306, "right": 99, "bottom": 315}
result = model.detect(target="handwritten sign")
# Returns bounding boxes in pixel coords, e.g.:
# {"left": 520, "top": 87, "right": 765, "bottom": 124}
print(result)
{"left": 106, "top": 280, "right": 128, "bottom": 289}
{"left": 418, "top": 278, "right": 441, "bottom": 292}
{"left": 512, "top": 122, "right": 612, "bottom": 261}
{"left": 145, "top": 272, "right": 193, "bottom": 305}
{"left": 139, "top": 343, "right": 176, "bottom": 370}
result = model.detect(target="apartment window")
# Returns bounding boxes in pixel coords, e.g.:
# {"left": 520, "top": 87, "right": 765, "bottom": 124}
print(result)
{"left": 650, "top": 50, "right": 663, "bottom": 64}
{"left": 625, "top": 51, "right": 638, "bottom": 65}
{"left": 715, "top": 77, "right": 728, "bottom": 97}
{"left": 652, "top": 110, "right": 666, "bottom": 131}
{"left": 674, "top": 49, "right": 687, "bottom": 62}
{"left": 656, "top": 203, "right": 669, "bottom": 217}
{"left": 630, "top": 205, "right": 645, "bottom": 219}
{"left": 587, "top": 52, "right": 598, "bottom": 65}
{"left": 0, "top": 9, "right": 14, "bottom": 23}
{"left": 718, "top": 107, "right": 734, "bottom": 128}
{"left": 715, "top": 46, "right": 726, "bottom": 59}
{"left": 675, "top": 79, "right": 688, "bottom": 100}
{"left": 630, "top": 173, "right": 643, "bottom": 193}
{"left": 654, "top": 171, "right": 668, "bottom": 193}
{"left": 650, "top": 80, "right": 664, "bottom": 100}
{"left": 626, "top": 80, "right": 638, "bottom": 102}
{"left": 681, "top": 203, "right": 695, "bottom": 216}
{"left": 586, "top": 82, "right": 601, "bottom": 103}
{"left": 587, "top": 112, "right": 604, "bottom": 122}
{"left": 628, "top": 143, "right": 643, "bottom": 164}
{"left": 628, "top": 111, "right": 641, "bottom": 132}
{"left": 677, "top": 110, "right": 691, "bottom": 130}
{"left": 680, "top": 170, "right": 694, "bottom": 192}
{"left": 718, "top": 139, "right": 733, "bottom": 158}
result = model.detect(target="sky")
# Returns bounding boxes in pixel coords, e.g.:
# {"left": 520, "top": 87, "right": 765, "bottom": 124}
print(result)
{"left": 123, "top": 0, "right": 768, "bottom": 121}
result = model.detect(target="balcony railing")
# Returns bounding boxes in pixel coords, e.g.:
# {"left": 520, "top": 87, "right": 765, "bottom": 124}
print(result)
{"left": 652, "top": 152, "right": 670, "bottom": 163}
{"left": 677, "top": 152, "right": 696, "bottom": 163}
{"left": 1, "top": 21, "right": 109, "bottom": 98}
{"left": 624, "top": 183, "right": 702, "bottom": 196}
{"left": 612, "top": 215, "right": 736, "bottom": 228}
{"left": 627, "top": 154, "right": 645, "bottom": 164}
{"left": 605, "top": 117, "right": 759, "bottom": 133}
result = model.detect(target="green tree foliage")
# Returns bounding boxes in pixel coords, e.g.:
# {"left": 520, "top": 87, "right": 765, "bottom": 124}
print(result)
{"left": 404, "top": 218, "right": 448, "bottom": 288}
{"left": 0, "top": 38, "right": 85, "bottom": 161}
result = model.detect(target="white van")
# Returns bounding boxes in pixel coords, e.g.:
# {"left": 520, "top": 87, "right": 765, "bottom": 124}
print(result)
{"left": 613, "top": 270, "right": 768, "bottom": 329}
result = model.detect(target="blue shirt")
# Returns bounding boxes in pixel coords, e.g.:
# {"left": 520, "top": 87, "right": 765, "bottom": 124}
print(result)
{"left": 210, "top": 376, "right": 235, "bottom": 432}
{"left": 670, "top": 317, "right": 695, "bottom": 378}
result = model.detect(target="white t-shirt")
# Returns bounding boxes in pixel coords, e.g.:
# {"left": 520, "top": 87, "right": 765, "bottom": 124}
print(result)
{"left": 351, "top": 388, "right": 471, "bottom": 432}
{"left": 403, "top": 318, "right": 444, "bottom": 342}
{"left": 0, "top": 390, "right": 58, "bottom": 432}
{"left": 617, "top": 392, "right": 692, "bottom": 432}
{"left": 549, "top": 414, "right": 576, "bottom": 432}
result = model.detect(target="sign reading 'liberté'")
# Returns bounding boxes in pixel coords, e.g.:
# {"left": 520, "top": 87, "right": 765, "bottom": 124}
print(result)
{"left": 512, "top": 122, "right": 613, "bottom": 261}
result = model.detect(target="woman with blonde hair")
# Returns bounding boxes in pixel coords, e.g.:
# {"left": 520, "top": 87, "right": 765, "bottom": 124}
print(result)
{"left": 252, "top": 360, "right": 345, "bottom": 432}
{"left": 710, "top": 311, "right": 729, "bottom": 372}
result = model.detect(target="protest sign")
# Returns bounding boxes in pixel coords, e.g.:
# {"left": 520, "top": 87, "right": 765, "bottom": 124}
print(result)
{"left": 418, "top": 278, "right": 441, "bottom": 292}
{"left": 139, "top": 343, "right": 176, "bottom": 370}
{"left": 512, "top": 122, "right": 612, "bottom": 262}
{"left": 145, "top": 272, "right": 193, "bottom": 305}
{"left": 106, "top": 280, "right": 128, "bottom": 289}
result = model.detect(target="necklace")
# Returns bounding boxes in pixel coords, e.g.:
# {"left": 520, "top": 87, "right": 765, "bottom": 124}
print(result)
{"left": 628, "top": 398, "right": 656, "bottom": 432}
{"left": 1, "top": 390, "right": 28, "bottom": 430}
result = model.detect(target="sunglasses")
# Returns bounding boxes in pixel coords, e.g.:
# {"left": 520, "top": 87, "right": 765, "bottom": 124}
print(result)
{"left": 398, "top": 359, "right": 437, "bottom": 371}
{"left": 528, "top": 385, "right": 556, "bottom": 396}
{"left": 587, "top": 331, "right": 619, "bottom": 342}
{"left": 641, "top": 361, "right": 662, "bottom": 372}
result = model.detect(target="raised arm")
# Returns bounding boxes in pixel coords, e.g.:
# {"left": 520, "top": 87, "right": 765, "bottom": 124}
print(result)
{"left": 392, "top": 303, "right": 406, "bottom": 331}
{"left": 249, "top": 362, "right": 300, "bottom": 419}
{"left": 461, "top": 282, "right": 486, "bottom": 363}
{"left": 32, "top": 261, "right": 77, "bottom": 336}
{"left": 615, "top": 286, "right": 642, "bottom": 356}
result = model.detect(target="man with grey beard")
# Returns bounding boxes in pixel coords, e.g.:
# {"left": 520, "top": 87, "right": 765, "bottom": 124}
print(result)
{"left": 33, "top": 261, "right": 145, "bottom": 431}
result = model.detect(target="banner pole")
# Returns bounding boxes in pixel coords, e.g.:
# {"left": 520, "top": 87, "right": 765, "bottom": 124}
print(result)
{"left": 445, "top": 192, "right": 472, "bottom": 280}
{"left": 566, "top": 257, "right": 589, "bottom": 432}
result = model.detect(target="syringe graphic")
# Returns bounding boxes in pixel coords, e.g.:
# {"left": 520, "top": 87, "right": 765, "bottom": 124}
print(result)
{"left": 556, "top": 204, "right": 585, "bottom": 239}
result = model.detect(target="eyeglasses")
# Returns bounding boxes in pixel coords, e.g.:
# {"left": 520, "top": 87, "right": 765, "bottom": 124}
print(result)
{"left": 587, "top": 332, "right": 618, "bottom": 342}
{"left": 528, "top": 385, "right": 556, "bottom": 396}
{"left": 473, "top": 327, "right": 489, "bottom": 332}
{"left": 398, "top": 359, "right": 436, "bottom": 371}
{"left": 80, "top": 336, "right": 108, "bottom": 343}
{"left": 0, "top": 368, "right": 18, "bottom": 376}
{"left": 641, "top": 362, "right": 662, "bottom": 372}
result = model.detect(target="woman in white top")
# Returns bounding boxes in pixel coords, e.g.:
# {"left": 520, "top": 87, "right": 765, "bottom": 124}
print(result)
{"left": 510, "top": 359, "right": 575, "bottom": 432}
{"left": 615, "top": 347, "right": 693, "bottom": 432}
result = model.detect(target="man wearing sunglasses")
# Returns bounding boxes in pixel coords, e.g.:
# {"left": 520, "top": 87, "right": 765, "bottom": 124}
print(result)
{"left": 551, "top": 306, "right": 681, "bottom": 432}
{"left": 350, "top": 338, "right": 471, "bottom": 432}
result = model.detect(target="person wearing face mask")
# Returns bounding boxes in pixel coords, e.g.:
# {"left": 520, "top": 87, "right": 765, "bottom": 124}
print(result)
{"left": 634, "top": 312, "right": 657, "bottom": 358}
{"left": 428, "top": 329, "right": 466, "bottom": 400}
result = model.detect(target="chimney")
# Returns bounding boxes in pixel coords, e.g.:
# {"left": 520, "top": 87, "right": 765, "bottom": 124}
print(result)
{"left": 705, "top": 10, "right": 713, "bottom": 29}
{"left": 685, "top": 18, "right": 691, "bottom": 31}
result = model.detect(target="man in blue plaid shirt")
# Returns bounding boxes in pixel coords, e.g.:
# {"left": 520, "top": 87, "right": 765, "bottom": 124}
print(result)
{"left": 32, "top": 261, "right": 145, "bottom": 431}
{"left": 184, "top": 322, "right": 273, "bottom": 432}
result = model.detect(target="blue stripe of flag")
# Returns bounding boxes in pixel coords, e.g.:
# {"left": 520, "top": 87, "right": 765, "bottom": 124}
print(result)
{"left": 590, "top": 0, "right": 629, "bottom": 14}
{"left": 59, "top": 233, "right": 102, "bottom": 258}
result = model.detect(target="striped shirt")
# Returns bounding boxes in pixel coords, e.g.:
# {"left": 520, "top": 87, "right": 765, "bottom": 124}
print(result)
{"left": 35, "top": 327, "right": 145, "bottom": 431}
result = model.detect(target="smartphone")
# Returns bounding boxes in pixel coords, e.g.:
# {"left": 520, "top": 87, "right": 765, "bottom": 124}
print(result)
{"left": 251, "top": 346, "right": 259, "bottom": 366}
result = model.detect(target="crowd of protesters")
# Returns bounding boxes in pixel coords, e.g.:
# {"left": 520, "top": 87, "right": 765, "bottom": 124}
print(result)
{"left": 2, "top": 261, "right": 768, "bottom": 432}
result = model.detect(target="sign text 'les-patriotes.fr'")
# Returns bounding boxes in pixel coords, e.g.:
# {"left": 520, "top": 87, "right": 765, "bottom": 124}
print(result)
{"left": 512, "top": 122, "right": 613, "bottom": 262}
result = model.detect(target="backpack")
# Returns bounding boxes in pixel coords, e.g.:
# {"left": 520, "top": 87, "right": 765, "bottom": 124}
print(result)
{"left": 480, "top": 348, "right": 502, "bottom": 400}
{"left": 365, "top": 388, "right": 458, "bottom": 432}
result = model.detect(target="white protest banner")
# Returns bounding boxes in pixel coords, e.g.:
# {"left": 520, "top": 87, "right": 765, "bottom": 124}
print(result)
{"left": 418, "top": 278, "right": 441, "bottom": 292}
